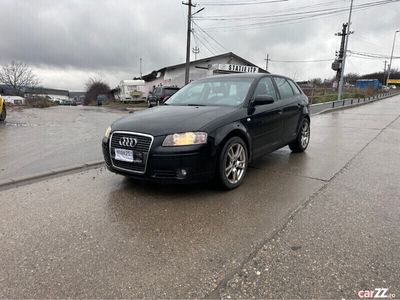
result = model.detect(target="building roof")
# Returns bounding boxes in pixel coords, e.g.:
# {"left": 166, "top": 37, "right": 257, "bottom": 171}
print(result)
{"left": 25, "top": 87, "right": 69, "bottom": 96}
{"left": 136, "top": 52, "right": 268, "bottom": 81}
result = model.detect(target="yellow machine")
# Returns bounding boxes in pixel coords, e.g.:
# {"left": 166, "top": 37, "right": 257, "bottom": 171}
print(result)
{"left": 0, "top": 95, "right": 6, "bottom": 121}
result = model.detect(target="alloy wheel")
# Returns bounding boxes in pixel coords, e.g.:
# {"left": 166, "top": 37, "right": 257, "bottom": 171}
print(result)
{"left": 225, "top": 143, "right": 246, "bottom": 184}
{"left": 300, "top": 120, "right": 310, "bottom": 149}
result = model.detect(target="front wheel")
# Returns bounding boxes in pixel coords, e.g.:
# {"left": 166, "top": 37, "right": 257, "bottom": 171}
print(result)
{"left": 289, "top": 118, "right": 310, "bottom": 152}
{"left": 217, "top": 136, "right": 248, "bottom": 189}
{"left": 0, "top": 105, "right": 6, "bottom": 122}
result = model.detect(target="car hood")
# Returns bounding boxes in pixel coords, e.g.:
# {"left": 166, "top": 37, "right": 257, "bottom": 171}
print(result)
{"left": 112, "top": 105, "right": 238, "bottom": 136}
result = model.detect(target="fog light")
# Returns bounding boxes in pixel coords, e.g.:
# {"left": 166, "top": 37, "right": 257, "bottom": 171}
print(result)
{"left": 177, "top": 169, "right": 188, "bottom": 179}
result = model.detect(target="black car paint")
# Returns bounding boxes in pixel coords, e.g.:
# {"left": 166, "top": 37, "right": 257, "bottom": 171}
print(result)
{"left": 103, "top": 74, "right": 309, "bottom": 182}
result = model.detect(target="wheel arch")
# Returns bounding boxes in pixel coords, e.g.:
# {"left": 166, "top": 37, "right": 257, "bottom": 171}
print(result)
{"left": 214, "top": 123, "right": 252, "bottom": 162}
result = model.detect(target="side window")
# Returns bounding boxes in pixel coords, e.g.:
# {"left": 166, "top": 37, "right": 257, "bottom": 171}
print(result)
{"left": 288, "top": 80, "right": 302, "bottom": 95}
{"left": 253, "top": 77, "right": 278, "bottom": 101}
{"left": 274, "top": 77, "right": 295, "bottom": 99}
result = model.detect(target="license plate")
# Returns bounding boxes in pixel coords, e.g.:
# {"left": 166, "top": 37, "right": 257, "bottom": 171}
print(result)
{"left": 114, "top": 148, "right": 144, "bottom": 164}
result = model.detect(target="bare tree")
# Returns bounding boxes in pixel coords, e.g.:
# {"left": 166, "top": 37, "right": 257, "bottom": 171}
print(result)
{"left": 84, "top": 77, "right": 111, "bottom": 105}
{"left": 0, "top": 61, "right": 39, "bottom": 96}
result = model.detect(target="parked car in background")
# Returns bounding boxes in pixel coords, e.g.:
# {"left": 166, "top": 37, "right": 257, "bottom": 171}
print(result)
{"left": 103, "top": 74, "right": 310, "bottom": 189}
{"left": 0, "top": 95, "right": 6, "bottom": 122}
{"left": 147, "top": 86, "right": 180, "bottom": 107}
{"left": 60, "top": 99, "right": 75, "bottom": 105}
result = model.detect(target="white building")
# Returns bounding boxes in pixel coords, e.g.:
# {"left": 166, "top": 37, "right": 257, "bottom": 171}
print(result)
{"left": 137, "top": 52, "right": 267, "bottom": 97}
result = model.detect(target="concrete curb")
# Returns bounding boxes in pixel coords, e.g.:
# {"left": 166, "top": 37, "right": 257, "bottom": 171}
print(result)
{"left": 312, "top": 92, "right": 400, "bottom": 116}
{"left": 0, "top": 161, "right": 104, "bottom": 191}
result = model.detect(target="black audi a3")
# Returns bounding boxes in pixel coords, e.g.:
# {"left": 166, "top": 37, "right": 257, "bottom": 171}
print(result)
{"left": 102, "top": 73, "right": 310, "bottom": 189}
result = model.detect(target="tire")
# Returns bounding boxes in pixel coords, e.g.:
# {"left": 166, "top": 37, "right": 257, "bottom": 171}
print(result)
{"left": 289, "top": 117, "right": 310, "bottom": 153}
{"left": 217, "top": 136, "right": 248, "bottom": 189}
{"left": 147, "top": 100, "right": 152, "bottom": 108}
{"left": 0, "top": 105, "right": 6, "bottom": 122}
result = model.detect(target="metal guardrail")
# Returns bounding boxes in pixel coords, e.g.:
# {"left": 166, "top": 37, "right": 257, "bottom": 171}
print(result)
{"left": 310, "top": 91, "right": 400, "bottom": 115}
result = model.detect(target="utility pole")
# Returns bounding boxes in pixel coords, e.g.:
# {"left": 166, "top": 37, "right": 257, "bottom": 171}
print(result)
{"left": 334, "top": 23, "right": 348, "bottom": 84}
{"left": 386, "top": 30, "right": 400, "bottom": 87}
{"left": 182, "top": 0, "right": 196, "bottom": 85}
{"left": 337, "top": 0, "right": 354, "bottom": 101}
{"left": 264, "top": 52, "right": 270, "bottom": 72}
{"left": 140, "top": 57, "right": 142, "bottom": 79}
{"left": 192, "top": 46, "right": 200, "bottom": 60}
{"left": 383, "top": 60, "right": 387, "bottom": 84}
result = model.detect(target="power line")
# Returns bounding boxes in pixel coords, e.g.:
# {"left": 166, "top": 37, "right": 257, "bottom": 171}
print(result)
{"left": 197, "top": 0, "right": 288, "bottom": 6}
{"left": 195, "top": 0, "right": 343, "bottom": 18}
{"left": 193, "top": 26, "right": 220, "bottom": 53}
{"left": 192, "top": 30, "right": 217, "bottom": 55}
{"left": 197, "top": 0, "right": 399, "bottom": 31}
{"left": 270, "top": 58, "right": 332, "bottom": 63}
{"left": 348, "top": 49, "right": 400, "bottom": 59}
{"left": 192, "top": 21, "right": 228, "bottom": 52}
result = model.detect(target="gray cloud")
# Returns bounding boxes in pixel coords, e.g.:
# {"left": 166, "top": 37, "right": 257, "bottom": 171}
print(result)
{"left": 0, "top": 0, "right": 399, "bottom": 90}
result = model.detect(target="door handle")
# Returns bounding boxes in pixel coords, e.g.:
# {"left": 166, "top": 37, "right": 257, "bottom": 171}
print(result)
{"left": 278, "top": 110, "right": 283, "bottom": 115}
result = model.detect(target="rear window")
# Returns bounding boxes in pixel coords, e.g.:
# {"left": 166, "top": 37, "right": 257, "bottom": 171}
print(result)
{"left": 164, "top": 88, "right": 179, "bottom": 96}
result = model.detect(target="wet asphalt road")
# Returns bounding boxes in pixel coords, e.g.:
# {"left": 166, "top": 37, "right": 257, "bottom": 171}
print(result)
{"left": 0, "top": 106, "right": 127, "bottom": 181}
{"left": 0, "top": 96, "right": 399, "bottom": 298}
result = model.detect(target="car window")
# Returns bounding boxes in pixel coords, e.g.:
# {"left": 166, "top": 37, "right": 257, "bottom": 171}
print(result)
{"left": 253, "top": 77, "right": 278, "bottom": 101}
{"left": 274, "top": 77, "right": 295, "bottom": 99}
{"left": 165, "top": 78, "right": 253, "bottom": 107}
{"left": 164, "top": 88, "right": 179, "bottom": 96}
{"left": 288, "top": 80, "right": 302, "bottom": 95}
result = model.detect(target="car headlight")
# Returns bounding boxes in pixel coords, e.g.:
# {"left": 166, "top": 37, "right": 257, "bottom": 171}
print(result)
{"left": 104, "top": 126, "right": 112, "bottom": 139}
{"left": 162, "top": 132, "right": 207, "bottom": 146}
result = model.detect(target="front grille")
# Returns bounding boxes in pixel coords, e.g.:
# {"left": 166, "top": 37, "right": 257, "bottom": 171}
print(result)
{"left": 109, "top": 131, "right": 153, "bottom": 174}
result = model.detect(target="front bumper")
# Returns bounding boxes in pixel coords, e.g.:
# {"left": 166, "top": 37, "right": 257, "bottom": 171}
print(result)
{"left": 102, "top": 134, "right": 217, "bottom": 183}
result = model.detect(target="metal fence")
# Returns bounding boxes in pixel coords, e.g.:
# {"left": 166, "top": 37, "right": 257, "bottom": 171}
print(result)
{"left": 310, "top": 90, "right": 400, "bottom": 115}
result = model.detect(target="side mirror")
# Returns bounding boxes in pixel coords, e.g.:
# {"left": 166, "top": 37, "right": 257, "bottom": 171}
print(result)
{"left": 253, "top": 95, "right": 274, "bottom": 106}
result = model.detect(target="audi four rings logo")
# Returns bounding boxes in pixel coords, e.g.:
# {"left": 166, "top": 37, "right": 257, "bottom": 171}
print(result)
{"left": 119, "top": 137, "right": 138, "bottom": 147}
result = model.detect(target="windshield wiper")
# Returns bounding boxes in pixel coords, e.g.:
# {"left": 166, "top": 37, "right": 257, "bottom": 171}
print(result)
{"left": 186, "top": 104, "right": 206, "bottom": 106}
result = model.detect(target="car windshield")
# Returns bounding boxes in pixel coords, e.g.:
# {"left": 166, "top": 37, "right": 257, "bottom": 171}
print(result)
{"left": 165, "top": 77, "right": 253, "bottom": 107}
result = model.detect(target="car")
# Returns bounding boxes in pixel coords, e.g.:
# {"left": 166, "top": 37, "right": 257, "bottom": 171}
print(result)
{"left": 0, "top": 95, "right": 6, "bottom": 122}
{"left": 147, "top": 86, "right": 180, "bottom": 107}
{"left": 102, "top": 73, "right": 310, "bottom": 189}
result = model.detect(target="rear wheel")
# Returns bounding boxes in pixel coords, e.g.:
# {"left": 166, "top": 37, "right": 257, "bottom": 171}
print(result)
{"left": 0, "top": 105, "right": 6, "bottom": 122}
{"left": 289, "top": 118, "right": 310, "bottom": 152}
{"left": 217, "top": 136, "right": 248, "bottom": 189}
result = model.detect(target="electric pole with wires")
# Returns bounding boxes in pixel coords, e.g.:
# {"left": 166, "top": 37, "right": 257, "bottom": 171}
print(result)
{"left": 264, "top": 52, "right": 270, "bottom": 72}
{"left": 182, "top": 0, "right": 195, "bottom": 85}
{"left": 182, "top": 1, "right": 204, "bottom": 84}
{"left": 192, "top": 46, "right": 200, "bottom": 60}
{"left": 337, "top": 0, "right": 354, "bottom": 101}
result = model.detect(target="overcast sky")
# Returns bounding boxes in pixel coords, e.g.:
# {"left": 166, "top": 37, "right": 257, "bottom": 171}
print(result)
{"left": 0, "top": 0, "right": 399, "bottom": 90}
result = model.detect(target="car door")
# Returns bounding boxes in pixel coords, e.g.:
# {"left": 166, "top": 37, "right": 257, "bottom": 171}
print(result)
{"left": 273, "top": 77, "right": 302, "bottom": 143}
{"left": 246, "top": 76, "right": 285, "bottom": 158}
{"left": 152, "top": 87, "right": 161, "bottom": 105}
